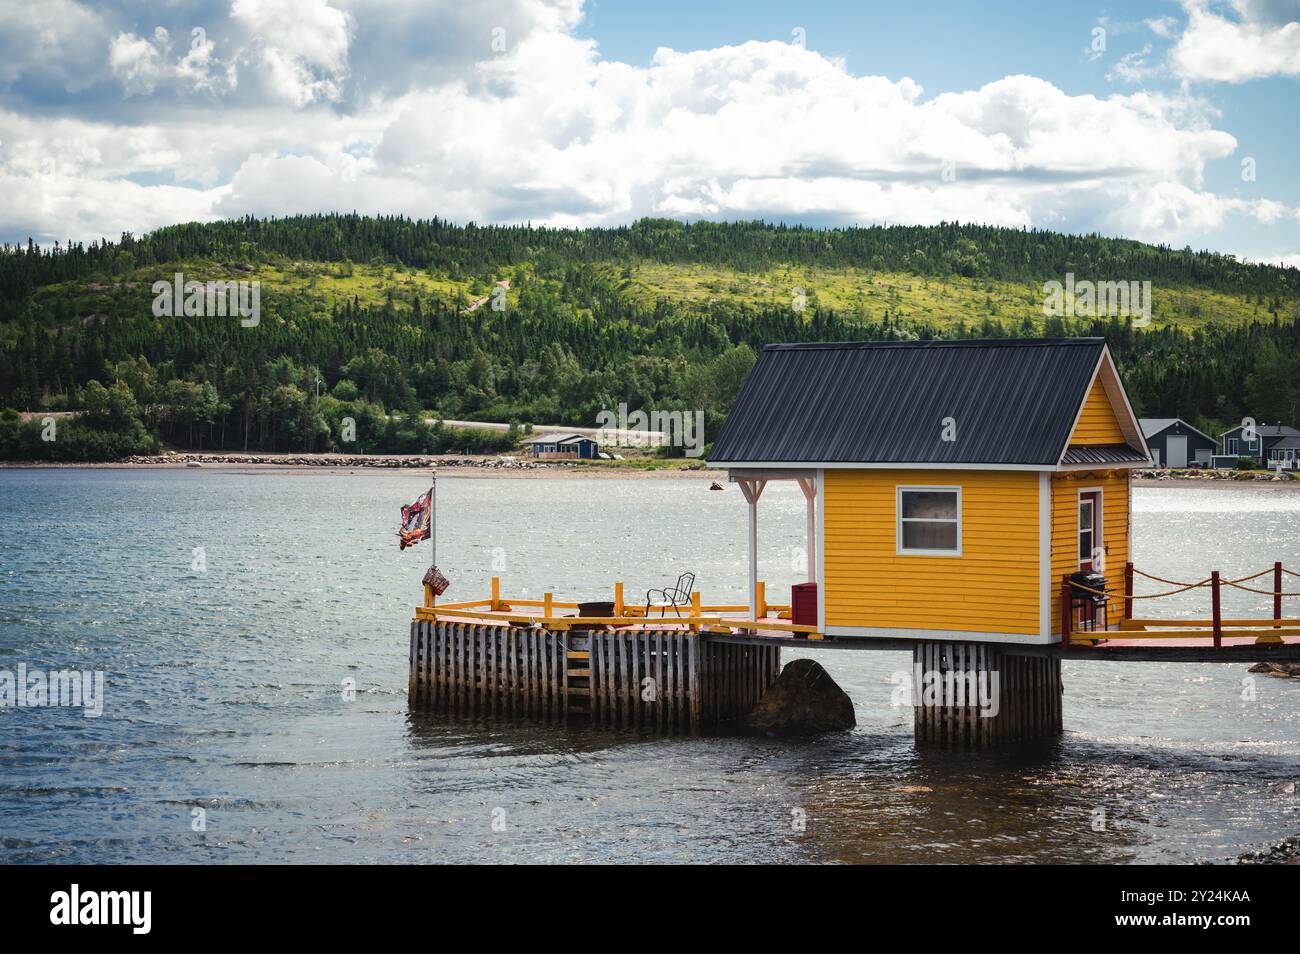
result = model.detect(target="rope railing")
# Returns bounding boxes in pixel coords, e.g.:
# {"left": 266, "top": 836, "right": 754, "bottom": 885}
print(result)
{"left": 1227, "top": 568, "right": 1277, "bottom": 584}
{"left": 1131, "top": 567, "right": 1208, "bottom": 587}
{"left": 1067, "top": 560, "right": 1298, "bottom": 648}
{"left": 1222, "top": 579, "right": 1300, "bottom": 597}
{"left": 1070, "top": 579, "right": 1207, "bottom": 599}
{"left": 1130, "top": 566, "right": 1273, "bottom": 587}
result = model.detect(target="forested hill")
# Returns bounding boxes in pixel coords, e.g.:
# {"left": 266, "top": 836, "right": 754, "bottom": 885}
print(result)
{"left": 1, "top": 214, "right": 1298, "bottom": 461}
{"left": 4, "top": 214, "right": 1299, "bottom": 300}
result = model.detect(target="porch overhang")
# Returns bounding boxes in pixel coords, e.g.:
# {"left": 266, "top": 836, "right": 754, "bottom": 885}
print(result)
{"left": 726, "top": 466, "right": 821, "bottom": 627}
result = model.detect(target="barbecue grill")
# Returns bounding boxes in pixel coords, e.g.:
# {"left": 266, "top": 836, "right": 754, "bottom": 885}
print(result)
{"left": 1069, "top": 571, "right": 1109, "bottom": 631}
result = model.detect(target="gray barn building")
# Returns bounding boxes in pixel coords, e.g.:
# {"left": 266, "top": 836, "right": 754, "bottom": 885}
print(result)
{"left": 1139, "top": 418, "right": 1216, "bottom": 468}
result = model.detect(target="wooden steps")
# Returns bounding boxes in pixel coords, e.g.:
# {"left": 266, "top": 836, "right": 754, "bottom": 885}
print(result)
{"left": 566, "top": 635, "right": 592, "bottom": 714}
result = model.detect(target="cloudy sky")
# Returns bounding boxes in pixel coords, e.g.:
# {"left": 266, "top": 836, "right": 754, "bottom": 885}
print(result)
{"left": 2, "top": 0, "right": 1299, "bottom": 263}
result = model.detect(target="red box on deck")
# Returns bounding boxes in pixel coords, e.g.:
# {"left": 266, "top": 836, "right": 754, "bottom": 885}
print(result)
{"left": 791, "top": 582, "right": 818, "bottom": 626}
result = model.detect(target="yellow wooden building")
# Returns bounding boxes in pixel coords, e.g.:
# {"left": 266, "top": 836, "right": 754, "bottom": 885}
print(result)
{"left": 708, "top": 338, "right": 1151, "bottom": 644}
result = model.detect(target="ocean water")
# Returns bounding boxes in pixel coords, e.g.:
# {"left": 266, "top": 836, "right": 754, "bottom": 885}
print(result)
{"left": 0, "top": 468, "right": 1298, "bottom": 864}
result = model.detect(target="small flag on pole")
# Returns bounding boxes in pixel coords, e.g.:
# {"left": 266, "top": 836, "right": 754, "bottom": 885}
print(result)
{"left": 398, "top": 488, "right": 432, "bottom": 550}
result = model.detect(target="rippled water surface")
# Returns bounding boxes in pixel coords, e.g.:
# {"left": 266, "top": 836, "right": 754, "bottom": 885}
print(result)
{"left": 1, "top": 469, "right": 1298, "bottom": 863}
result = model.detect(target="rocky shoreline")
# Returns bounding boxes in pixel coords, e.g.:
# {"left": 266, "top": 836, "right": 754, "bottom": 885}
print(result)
{"left": 114, "top": 452, "right": 547, "bottom": 470}
{"left": 1135, "top": 468, "right": 1296, "bottom": 482}
{"left": 1237, "top": 835, "right": 1300, "bottom": 864}
{"left": 1, "top": 451, "right": 723, "bottom": 478}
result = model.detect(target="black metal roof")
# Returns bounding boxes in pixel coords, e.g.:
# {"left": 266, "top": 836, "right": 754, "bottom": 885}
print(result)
{"left": 1060, "top": 444, "right": 1150, "bottom": 466}
{"left": 520, "top": 432, "right": 592, "bottom": 444}
{"left": 709, "top": 338, "right": 1119, "bottom": 466}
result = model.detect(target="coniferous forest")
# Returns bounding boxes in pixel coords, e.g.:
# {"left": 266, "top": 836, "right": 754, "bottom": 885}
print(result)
{"left": 1, "top": 214, "right": 1298, "bottom": 460}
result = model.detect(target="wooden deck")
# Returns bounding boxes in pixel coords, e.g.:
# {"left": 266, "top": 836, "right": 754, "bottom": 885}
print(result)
{"left": 415, "top": 577, "right": 1300, "bottom": 663}
{"left": 418, "top": 604, "right": 812, "bottom": 639}
{"left": 1061, "top": 626, "right": 1300, "bottom": 662}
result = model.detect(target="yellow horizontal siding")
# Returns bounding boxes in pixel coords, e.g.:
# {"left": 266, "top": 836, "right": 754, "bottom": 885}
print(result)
{"left": 1070, "top": 377, "right": 1126, "bottom": 445}
{"left": 1049, "top": 472, "right": 1130, "bottom": 632}
{"left": 823, "top": 469, "right": 1041, "bottom": 635}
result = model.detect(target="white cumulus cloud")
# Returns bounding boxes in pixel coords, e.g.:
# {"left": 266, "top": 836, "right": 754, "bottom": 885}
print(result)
{"left": 231, "top": 0, "right": 353, "bottom": 105}
{"left": 1170, "top": 0, "right": 1300, "bottom": 82}
{"left": 0, "top": 0, "right": 1296, "bottom": 260}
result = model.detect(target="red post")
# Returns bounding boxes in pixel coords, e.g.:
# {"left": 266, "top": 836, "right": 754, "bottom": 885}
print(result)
{"left": 1275, "top": 561, "right": 1283, "bottom": 628}
{"left": 1060, "top": 574, "right": 1072, "bottom": 645}
{"left": 1124, "top": 561, "right": 1134, "bottom": 621}
{"left": 1211, "top": 570, "right": 1222, "bottom": 648}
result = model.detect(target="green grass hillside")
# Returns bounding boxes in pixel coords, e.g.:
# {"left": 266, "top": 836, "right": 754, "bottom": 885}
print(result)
{"left": 1, "top": 215, "right": 1298, "bottom": 460}
{"left": 32, "top": 254, "right": 1295, "bottom": 335}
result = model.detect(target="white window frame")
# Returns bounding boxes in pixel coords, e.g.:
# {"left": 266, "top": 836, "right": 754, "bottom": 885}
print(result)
{"left": 1077, "top": 486, "right": 1105, "bottom": 572}
{"left": 896, "top": 485, "right": 962, "bottom": 557}
{"left": 1227, "top": 437, "right": 1239, "bottom": 455}
{"left": 1078, "top": 498, "right": 1095, "bottom": 565}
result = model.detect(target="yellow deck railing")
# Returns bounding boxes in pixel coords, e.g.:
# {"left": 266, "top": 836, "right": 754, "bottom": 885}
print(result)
{"left": 416, "top": 576, "right": 816, "bottom": 636}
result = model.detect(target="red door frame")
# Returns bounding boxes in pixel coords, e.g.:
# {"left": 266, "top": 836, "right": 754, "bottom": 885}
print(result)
{"left": 1077, "top": 490, "right": 1102, "bottom": 629}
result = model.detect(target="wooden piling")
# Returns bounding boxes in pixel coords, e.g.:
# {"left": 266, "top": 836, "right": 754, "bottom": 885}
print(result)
{"left": 408, "top": 621, "right": 419, "bottom": 701}
{"left": 912, "top": 641, "right": 1062, "bottom": 748}
{"left": 687, "top": 635, "right": 701, "bottom": 735}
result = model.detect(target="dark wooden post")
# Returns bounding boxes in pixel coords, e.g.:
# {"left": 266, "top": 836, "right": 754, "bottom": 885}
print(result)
{"left": 1211, "top": 570, "right": 1222, "bottom": 648}
{"left": 1123, "top": 561, "right": 1134, "bottom": 620}
{"left": 1275, "top": 562, "right": 1283, "bottom": 628}
{"left": 1060, "top": 575, "right": 1072, "bottom": 644}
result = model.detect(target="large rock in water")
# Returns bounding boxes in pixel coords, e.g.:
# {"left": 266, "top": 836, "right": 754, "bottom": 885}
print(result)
{"left": 1248, "top": 662, "right": 1300, "bottom": 678}
{"left": 745, "top": 658, "right": 855, "bottom": 735}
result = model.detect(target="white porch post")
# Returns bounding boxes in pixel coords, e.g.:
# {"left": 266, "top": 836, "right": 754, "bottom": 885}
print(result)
{"left": 749, "top": 496, "right": 758, "bottom": 616}
{"left": 798, "top": 476, "right": 817, "bottom": 584}
{"left": 737, "top": 478, "right": 766, "bottom": 618}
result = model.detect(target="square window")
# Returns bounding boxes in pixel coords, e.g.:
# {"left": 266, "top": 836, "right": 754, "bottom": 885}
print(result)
{"left": 897, "top": 487, "right": 961, "bottom": 555}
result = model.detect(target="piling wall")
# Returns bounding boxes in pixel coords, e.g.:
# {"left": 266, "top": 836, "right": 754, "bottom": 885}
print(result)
{"left": 913, "top": 641, "right": 1063, "bottom": 747}
{"left": 409, "top": 620, "right": 780, "bottom": 734}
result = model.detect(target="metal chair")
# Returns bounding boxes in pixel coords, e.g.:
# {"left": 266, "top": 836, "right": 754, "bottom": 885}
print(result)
{"left": 646, "top": 572, "right": 695, "bottom": 617}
